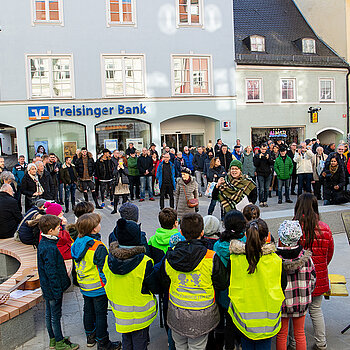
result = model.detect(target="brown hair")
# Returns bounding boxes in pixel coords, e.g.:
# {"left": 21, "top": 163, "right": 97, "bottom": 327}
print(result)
{"left": 180, "top": 213, "right": 204, "bottom": 240}
{"left": 245, "top": 219, "right": 269, "bottom": 274}
{"left": 159, "top": 208, "right": 177, "bottom": 230}
{"left": 209, "top": 157, "right": 220, "bottom": 169}
{"left": 74, "top": 201, "right": 94, "bottom": 218}
{"left": 76, "top": 213, "right": 101, "bottom": 237}
{"left": 294, "top": 193, "right": 319, "bottom": 250}
{"left": 243, "top": 204, "right": 260, "bottom": 222}
{"left": 42, "top": 154, "right": 49, "bottom": 162}
{"left": 39, "top": 215, "right": 61, "bottom": 235}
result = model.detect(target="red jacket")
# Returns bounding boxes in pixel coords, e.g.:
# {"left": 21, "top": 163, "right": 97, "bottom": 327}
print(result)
{"left": 300, "top": 221, "right": 334, "bottom": 296}
{"left": 40, "top": 226, "right": 73, "bottom": 260}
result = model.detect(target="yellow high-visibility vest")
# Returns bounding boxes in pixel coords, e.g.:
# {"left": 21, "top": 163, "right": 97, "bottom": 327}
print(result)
{"left": 228, "top": 251, "right": 285, "bottom": 340}
{"left": 103, "top": 255, "right": 157, "bottom": 333}
{"left": 166, "top": 250, "right": 216, "bottom": 310}
{"left": 74, "top": 240, "right": 106, "bottom": 291}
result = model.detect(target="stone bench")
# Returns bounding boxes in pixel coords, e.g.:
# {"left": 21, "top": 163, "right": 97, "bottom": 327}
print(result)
{"left": 0, "top": 238, "right": 72, "bottom": 349}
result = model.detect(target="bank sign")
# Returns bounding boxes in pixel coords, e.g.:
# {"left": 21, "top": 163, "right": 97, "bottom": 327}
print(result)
{"left": 28, "top": 104, "right": 147, "bottom": 120}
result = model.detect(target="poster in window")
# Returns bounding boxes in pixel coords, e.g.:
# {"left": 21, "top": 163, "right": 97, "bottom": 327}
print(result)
{"left": 63, "top": 141, "right": 77, "bottom": 159}
{"left": 34, "top": 141, "right": 49, "bottom": 157}
{"left": 104, "top": 139, "right": 118, "bottom": 151}
{"left": 126, "top": 138, "right": 143, "bottom": 151}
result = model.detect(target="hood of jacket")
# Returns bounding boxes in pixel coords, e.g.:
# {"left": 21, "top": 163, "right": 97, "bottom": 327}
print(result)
{"left": 149, "top": 228, "right": 179, "bottom": 253}
{"left": 71, "top": 233, "right": 101, "bottom": 262}
{"left": 229, "top": 240, "right": 276, "bottom": 255}
{"left": 278, "top": 248, "right": 312, "bottom": 274}
{"left": 166, "top": 239, "right": 207, "bottom": 272}
{"left": 78, "top": 152, "right": 93, "bottom": 159}
{"left": 107, "top": 241, "right": 146, "bottom": 275}
{"left": 213, "top": 240, "right": 231, "bottom": 267}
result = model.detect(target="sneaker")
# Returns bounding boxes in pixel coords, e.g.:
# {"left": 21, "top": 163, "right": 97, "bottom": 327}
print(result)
{"left": 312, "top": 344, "right": 327, "bottom": 350}
{"left": 111, "top": 210, "right": 117, "bottom": 214}
{"left": 149, "top": 197, "right": 155, "bottom": 201}
{"left": 97, "top": 340, "right": 122, "bottom": 350}
{"left": 139, "top": 198, "right": 145, "bottom": 202}
{"left": 199, "top": 193, "right": 202, "bottom": 197}
{"left": 278, "top": 200, "right": 282, "bottom": 204}
{"left": 87, "top": 332, "right": 96, "bottom": 347}
{"left": 50, "top": 338, "right": 56, "bottom": 349}
{"left": 291, "top": 192, "right": 297, "bottom": 196}
{"left": 95, "top": 205, "right": 103, "bottom": 209}
{"left": 65, "top": 208, "right": 69, "bottom": 213}
{"left": 259, "top": 202, "right": 264, "bottom": 208}
{"left": 101, "top": 202, "right": 105, "bottom": 208}
{"left": 55, "top": 338, "right": 79, "bottom": 350}
{"left": 286, "top": 199, "right": 293, "bottom": 203}
{"left": 287, "top": 344, "right": 296, "bottom": 350}
{"left": 264, "top": 202, "right": 269, "bottom": 207}
{"left": 111, "top": 201, "right": 114, "bottom": 206}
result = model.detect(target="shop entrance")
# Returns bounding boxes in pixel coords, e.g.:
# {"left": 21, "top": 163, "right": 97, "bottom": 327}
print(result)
{"left": 251, "top": 127, "right": 305, "bottom": 147}
{"left": 161, "top": 133, "right": 204, "bottom": 152}
{"left": 0, "top": 124, "right": 17, "bottom": 156}
{"left": 317, "top": 128, "right": 344, "bottom": 145}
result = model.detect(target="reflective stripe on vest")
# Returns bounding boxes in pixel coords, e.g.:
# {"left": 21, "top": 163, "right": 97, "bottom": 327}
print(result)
{"left": 166, "top": 249, "right": 216, "bottom": 310}
{"left": 74, "top": 240, "right": 106, "bottom": 292}
{"left": 103, "top": 255, "right": 158, "bottom": 333}
{"left": 228, "top": 251, "right": 284, "bottom": 340}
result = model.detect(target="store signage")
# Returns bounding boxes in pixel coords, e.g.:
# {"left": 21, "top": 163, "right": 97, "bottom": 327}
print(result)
{"left": 269, "top": 129, "right": 287, "bottom": 138}
{"left": 28, "top": 104, "right": 147, "bottom": 120}
{"left": 222, "top": 121, "right": 231, "bottom": 130}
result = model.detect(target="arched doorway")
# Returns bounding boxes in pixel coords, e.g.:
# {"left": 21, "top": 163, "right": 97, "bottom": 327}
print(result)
{"left": 317, "top": 127, "right": 344, "bottom": 145}
{"left": 160, "top": 115, "right": 218, "bottom": 152}
{"left": 0, "top": 123, "right": 17, "bottom": 156}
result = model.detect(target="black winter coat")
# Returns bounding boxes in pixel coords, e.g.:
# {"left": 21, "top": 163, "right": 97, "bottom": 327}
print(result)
{"left": 219, "top": 152, "right": 233, "bottom": 172}
{"left": 95, "top": 158, "right": 114, "bottom": 180}
{"left": 75, "top": 153, "right": 95, "bottom": 178}
{"left": 38, "top": 170, "right": 54, "bottom": 200}
{"left": 253, "top": 153, "right": 273, "bottom": 177}
{"left": 60, "top": 164, "right": 78, "bottom": 185}
{"left": 192, "top": 152, "right": 208, "bottom": 171}
{"left": 0, "top": 192, "right": 22, "bottom": 238}
{"left": 137, "top": 155, "right": 153, "bottom": 176}
{"left": 323, "top": 166, "right": 346, "bottom": 203}
{"left": 207, "top": 165, "right": 226, "bottom": 182}
{"left": 113, "top": 166, "right": 129, "bottom": 185}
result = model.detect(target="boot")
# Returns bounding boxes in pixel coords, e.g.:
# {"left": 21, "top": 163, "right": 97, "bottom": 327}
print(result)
{"left": 87, "top": 331, "right": 96, "bottom": 347}
{"left": 97, "top": 339, "right": 121, "bottom": 350}
{"left": 83, "top": 192, "right": 89, "bottom": 202}
{"left": 111, "top": 196, "right": 118, "bottom": 214}
{"left": 92, "top": 191, "right": 103, "bottom": 209}
{"left": 55, "top": 338, "right": 79, "bottom": 350}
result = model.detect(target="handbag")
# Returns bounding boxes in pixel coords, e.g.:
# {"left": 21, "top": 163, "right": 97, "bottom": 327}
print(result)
{"left": 182, "top": 183, "right": 199, "bottom": 208}
{"left": 154, "top": 180, "right": 160, "bottom": 196}
{"left": 205, "top": 182, "right": 216, "bottom": 197}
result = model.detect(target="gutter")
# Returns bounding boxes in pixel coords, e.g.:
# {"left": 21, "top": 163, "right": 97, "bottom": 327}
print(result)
{"left": 347, "top": 69, "right": 350, "bottom": 135}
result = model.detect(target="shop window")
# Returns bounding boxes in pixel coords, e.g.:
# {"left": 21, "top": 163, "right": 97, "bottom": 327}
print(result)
{"left": 281, "top": 79, "right": 296, "bottom": 101}
{"left": 103, "top": 55, "right": 145, "bottom": 97}
{"left": 33, "top": 0, "right": 63, "bottom": 24}
{"left": 28, "top": 55, "right": 73, "bottom": 99}
{"left": 246, "top": 79, "right": 262, "bottom": 102}
{"left": 107, "top": 0, "right": 135, "bottom": 25}
{"left": 250, "top": 35, "right": 265, "bottom": 52}
{"left": 173, "top": 56, "right": 211, "bottom": 95}
{"left": 320, "top": 79, "right": 334, "bottom": 101}
{"left": 27, "top": 121, "right": 86, "bottom": 161}
{"left": 177, "top": 0, "right": 203, "bottom": 26}
{"left": 302, "top": 38, "right": 316, "bottom": 54}
{"left": 95, "top": 119, "right": 151, "bottom": 153}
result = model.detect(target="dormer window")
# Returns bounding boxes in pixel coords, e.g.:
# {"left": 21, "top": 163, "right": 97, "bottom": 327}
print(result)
{"left": 302, "top": 38, "right": 316, "bottom": 54}
{"left": 250, "top": 35, "right": 265, "bottom": 52}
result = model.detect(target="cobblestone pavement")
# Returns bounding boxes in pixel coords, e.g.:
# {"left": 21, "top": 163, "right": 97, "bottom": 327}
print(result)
{"left": 18, "top": 192, "right": 350, "bottom": 349}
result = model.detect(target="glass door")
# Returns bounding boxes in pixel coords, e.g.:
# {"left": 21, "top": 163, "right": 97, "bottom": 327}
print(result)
{"left": 178, "top": 134, "right": 190, "bottom": 150}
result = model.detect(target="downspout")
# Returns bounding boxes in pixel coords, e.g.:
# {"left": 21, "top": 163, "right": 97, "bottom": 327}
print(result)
{"left": 347, "top": 68, "right": 350, "bottom": 135}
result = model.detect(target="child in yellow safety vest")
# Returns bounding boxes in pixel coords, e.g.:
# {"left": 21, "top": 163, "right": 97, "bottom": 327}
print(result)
{"left": 103, "top": 218, "right": 160, "bottom": 350}
{"left": 228, "top": 218, "right": 287, "bottom": 350}
{"left": 71, "top": 213, "right": 121, "bottom": 350}
{"left": 162, "top": 213, "right": 228, "bottom": 350}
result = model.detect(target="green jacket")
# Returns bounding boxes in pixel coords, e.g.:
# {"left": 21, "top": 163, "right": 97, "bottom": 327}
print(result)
{"left": 274, "top": 155, "right": 293, "bottom": 180}
{"left": 127, "top": 156, "right": 140, "bottom": 177}
{"left": 148, "top": 227, "right": 179, "bottom": 254}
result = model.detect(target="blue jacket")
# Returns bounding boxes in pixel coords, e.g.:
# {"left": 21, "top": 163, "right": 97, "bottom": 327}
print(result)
{"left": 182, "top": 152, "right": 194, "bottom": 171}
{"left": 12, "top": 163, "right": 27, "bottom": 186}
{"left": 37, "top": 236, "right": 71, "bottom": 300}
{"left": 156, "top": 160, "right": 176, "bottom": 189}
{"left": 71, "top": 233, "right": 108, "bottom": 297}
{"left": 232, "top": 150, "right": 242, "bottom": 161}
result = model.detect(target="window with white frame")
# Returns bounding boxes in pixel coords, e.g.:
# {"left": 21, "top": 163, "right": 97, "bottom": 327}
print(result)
{"left": 173, "top": 56, "right": 210, "bottom": 95}
{"left": 103, "top": 56, "right": 144, "bottom": 96}
{"left": 108, "top": 0, "right": 135, "bottom": 25}
{"left": 320, "top": 79, "right": 334, "bottom": 101}
{"left": 178, "top": 0, "right": 202, "bottom": 26}
{"left": 302, "top": 38, "right": 316, "bottom": 54}
{"left": 28, "top": 56, "right": 73, "bottom": 98}
{"left": 246, "top": 79, "right": 262, "bottom": 102}
{"left": 33, "top": 0, "right": 62, "bottom": 23}
{"left": 281, "top": 79, "right": 296, "bottom": 101}
{"left": 250, "top": 35, "right": 265, "bottom": 52}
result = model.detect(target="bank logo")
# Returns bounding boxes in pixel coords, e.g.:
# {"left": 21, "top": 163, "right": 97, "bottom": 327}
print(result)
{"left": 28, "top": 106, "right": 49, "bottom": 121}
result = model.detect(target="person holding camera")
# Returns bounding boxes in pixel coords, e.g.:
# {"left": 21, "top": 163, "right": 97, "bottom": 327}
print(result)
{"left": 253, "top": 144, "right": 273, "bottom": 207}
{"left": 294, "top": 142, "right": 314, "bottom": 196}
{"left": 207, "top": 157, "right": 226, "bottom": 215}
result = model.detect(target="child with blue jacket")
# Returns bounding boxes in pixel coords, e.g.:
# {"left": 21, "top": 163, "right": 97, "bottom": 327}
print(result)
{"left": 71, "top": 213, "right": 121, "bottom": 350}
{"left": 37, "top": 215, "right": 79, "bottom": 350}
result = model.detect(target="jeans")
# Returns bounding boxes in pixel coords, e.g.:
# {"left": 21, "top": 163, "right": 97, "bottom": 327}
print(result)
{"left": 172, "top": 331, "right": 209, "bottom": 350}
{"left": 64, "top": 183, "right": 76, "bottom": 210}
{"left": 122, "top": 326, "right": 149, "bottom": 350}
{"left": 276, "top": 316, "right": 306, "bottom": 350}
{"left": 297, "top": 173, "right": 313, "bottom": 195}
{"left": 241, "top": 336, "right": 272, "bottom": 350}
{"left": 140, "top": 176, "right": 153, "bottom": 199}
{"left": 195, "top": 170, "right": 207, "bottom": 195}
{"left": 45, "top": 298, "right": 64, "bottom": 342}
{"left": 99, "top": 181, "right": 113, "bottom": 203}
{"left": 257, "top": 174, "right": 271, "bottom": 203}
{"left": 83, "top": 294, "right": 109, "bottom": 342}
{"left": 277, "top": 178, "right": 290, "bottom": 201}
{"left": 208, "top": 199, "right": 217, "bottom": 215}
{"left": 160, "top": 184, "right": 174, "bottom": 209}
{"left": 309, "top": 295, "right": 327, "bottom": 349}
{"left": 290, "top": 173, "right": 297, "bottom": 194}
{"left": 59, "top": 183, "right": 64, "bottom": 203}
{"left": 129, "top": 175, "right": 140, "bottom": 199}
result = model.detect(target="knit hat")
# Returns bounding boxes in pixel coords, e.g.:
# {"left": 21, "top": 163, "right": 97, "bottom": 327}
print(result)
{"left": 203, "top": 215, "right": 221, "bottom": 237}
{"left": 44, "top": 202, "right": 63, "bottom": 216}
{"left": 278, "top": 220, "right": 303, "bottom": 247}
{"left": 181, "top": 167, "right": 192, "bottom": 175}
{"left": 35, "top": 199, "right": 46, "bottom": 208}
{"left": 116, "top": 218, "right": 141, "bottom": 246}
{"left": 119, "top": 202, "right": 139, "bottom": 222}
{"left": 229, "top": 160, "right": 242, "bottom": 170}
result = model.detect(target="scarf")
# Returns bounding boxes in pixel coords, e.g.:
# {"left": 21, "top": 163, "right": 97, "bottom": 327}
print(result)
{"left": 218, "top": 174, "right": 256, "bottom": 213}
{"left": 329, "top": 164, "right": 338, "bottom": 176}
{"left": 183, "top": 177, "right": 191, "bottom": 185}
{"left": 29, "top": 173, "right": 44, "bottom": 195}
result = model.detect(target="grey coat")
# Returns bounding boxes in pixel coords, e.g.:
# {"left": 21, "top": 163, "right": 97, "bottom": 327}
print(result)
{"left": 241, "top": 151, "right": 256, "bottom": 177}
{"left": 175, "top": 176, "right": 199, "bottom": 220}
